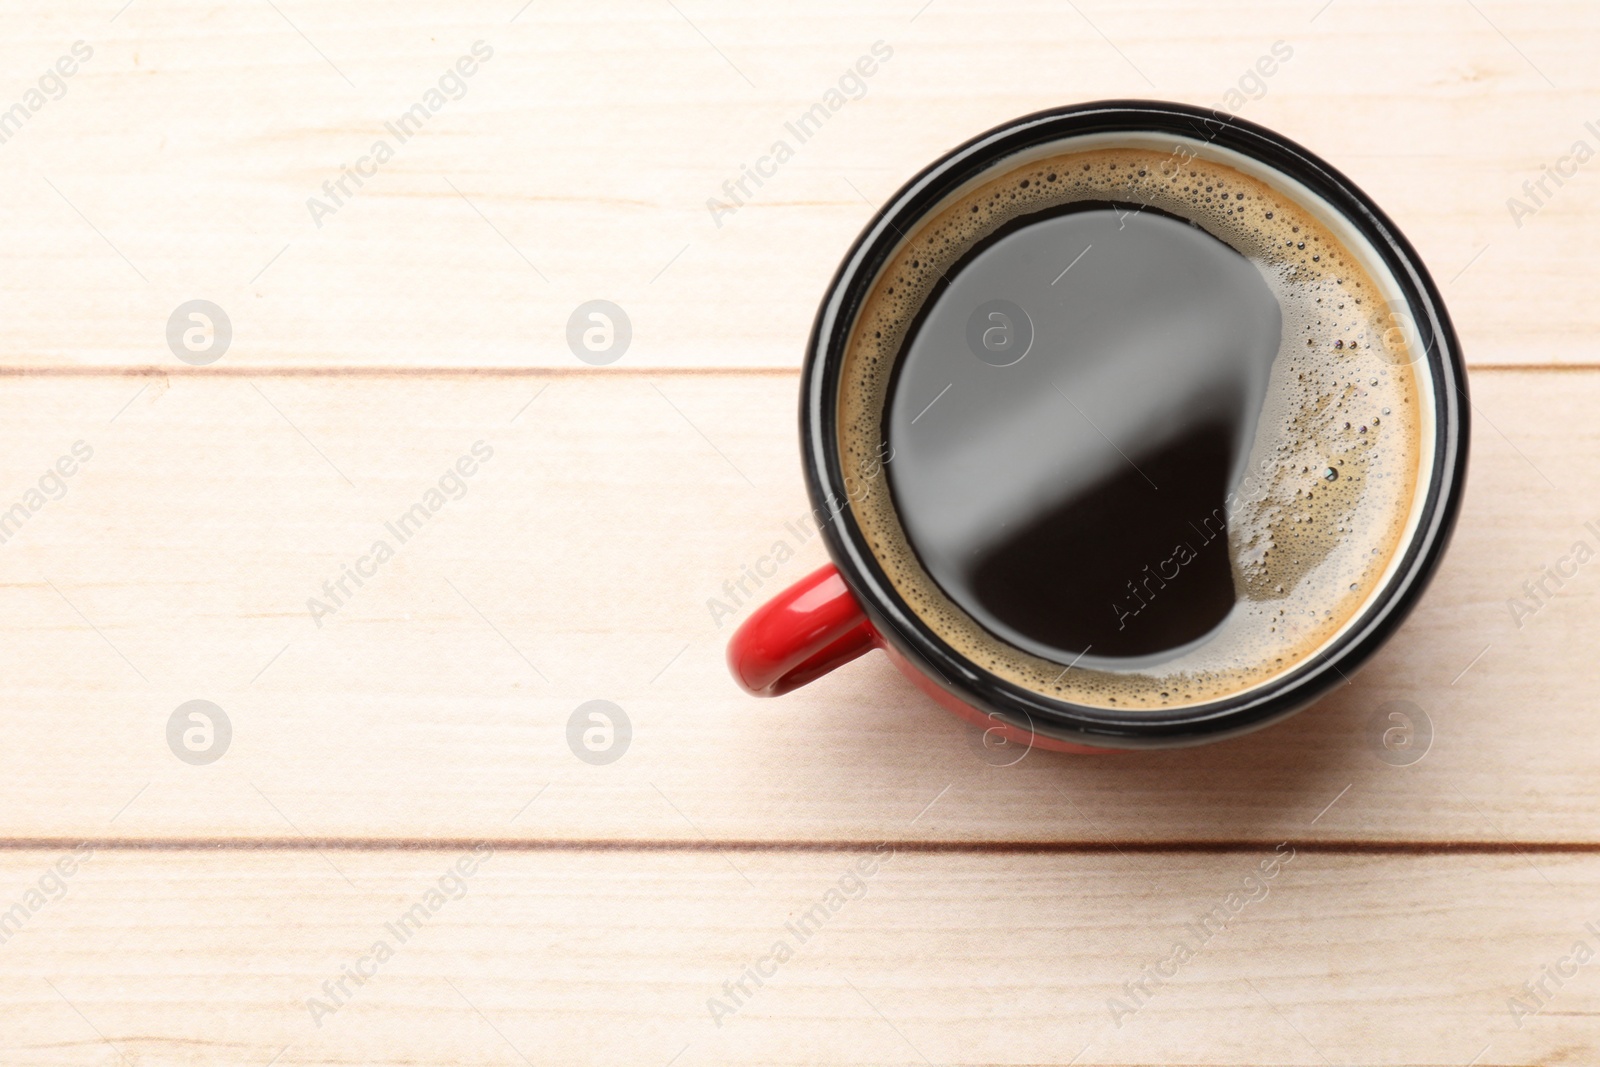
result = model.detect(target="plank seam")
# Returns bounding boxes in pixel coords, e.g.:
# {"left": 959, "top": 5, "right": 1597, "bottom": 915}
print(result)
{"left": 0, "top": 838, "right": 1594, "bottom": 854}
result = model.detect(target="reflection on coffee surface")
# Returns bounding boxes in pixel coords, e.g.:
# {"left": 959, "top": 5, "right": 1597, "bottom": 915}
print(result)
{"left": 836, "top": 147, "right": 1422, "bottom": 709}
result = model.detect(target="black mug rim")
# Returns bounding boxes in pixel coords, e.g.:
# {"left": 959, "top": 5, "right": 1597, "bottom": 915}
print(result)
{"left": 799, "top": 100, "right": 1469, "bottom": 749}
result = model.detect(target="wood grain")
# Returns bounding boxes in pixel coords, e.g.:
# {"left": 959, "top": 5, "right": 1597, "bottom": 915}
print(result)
{"left": 0, "top": 368, "right": 1589, "bottom": 845}
{"left": 0, "top": 849, "right": 1594, "bottom": 1065}
{"left": 0, "top": 0, "right": 1593, "bottom": 369}
{"left": 2, "top": 3, "right": 1598, "bottom": 1063}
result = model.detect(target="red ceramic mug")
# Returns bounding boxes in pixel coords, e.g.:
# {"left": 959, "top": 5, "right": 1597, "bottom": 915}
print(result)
{"left": 727, "top": 102, "right": 1467, "bottom": 752}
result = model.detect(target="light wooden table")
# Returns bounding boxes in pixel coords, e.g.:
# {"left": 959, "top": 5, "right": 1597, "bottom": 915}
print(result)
{"left": 0, "top": 1, "right": 1595, "bottom": 1063}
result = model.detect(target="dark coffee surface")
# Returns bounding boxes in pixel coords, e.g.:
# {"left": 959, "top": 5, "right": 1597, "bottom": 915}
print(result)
{"left": 836, "top": 146, "right": 1421, "bottom": 708}
{"left": 886, "top": 205, "right": 1283, "bottom": 666}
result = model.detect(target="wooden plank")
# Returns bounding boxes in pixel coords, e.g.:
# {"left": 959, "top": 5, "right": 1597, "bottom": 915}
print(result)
{"left": 0, "top": 1, "right": 1593, "bottom": 368}
{"left": 0, "top": 848, "right": 1591, "bottom": 1065}
{"left": 0, "top": 368, "right": 1591, "bottom": 843}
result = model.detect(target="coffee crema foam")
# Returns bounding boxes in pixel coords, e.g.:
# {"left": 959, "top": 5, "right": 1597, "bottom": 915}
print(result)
{"left": 836, "top": 146, "right": 1422, "bottom": 709}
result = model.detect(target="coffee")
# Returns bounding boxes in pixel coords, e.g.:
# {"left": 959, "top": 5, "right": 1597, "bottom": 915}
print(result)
{"left": 836, "top": 144, "right": 1424, "bottom": 709}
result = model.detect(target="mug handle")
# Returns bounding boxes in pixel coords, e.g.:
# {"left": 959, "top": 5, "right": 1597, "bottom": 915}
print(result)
{"left": 727, "top": 564, "right": 879, "bottom": 696}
